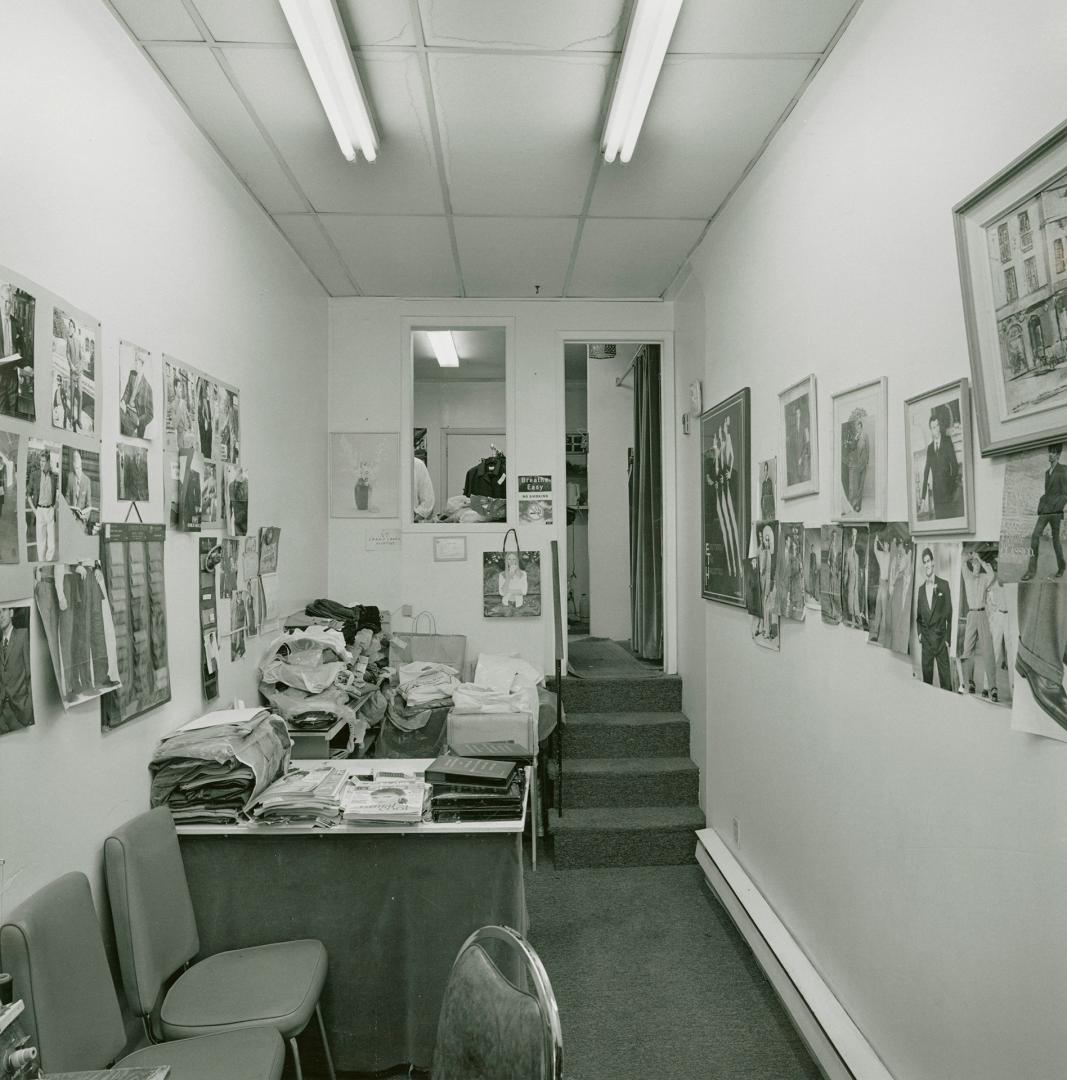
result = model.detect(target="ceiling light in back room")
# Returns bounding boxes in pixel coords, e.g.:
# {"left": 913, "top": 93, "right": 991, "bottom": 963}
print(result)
{"left": 602, "top": 0, "right": 684, "bottom": 164}
{"left": 278, "top": 0, "right": 379, "bottom": 162}
{"left": 428, "top": 331, "right": 460, "bottom": 367}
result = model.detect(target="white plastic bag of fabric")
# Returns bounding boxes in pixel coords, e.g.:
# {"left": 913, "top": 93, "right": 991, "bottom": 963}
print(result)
{"left": 473, "top": 653, "right": 544, "bottom": 693}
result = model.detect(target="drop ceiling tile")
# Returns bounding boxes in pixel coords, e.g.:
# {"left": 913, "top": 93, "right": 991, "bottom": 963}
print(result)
{"left": 432, "top": 53, "right": 610, "bottom": 216}
{"left": 273, "top": 214, "right": 357, "bottom": 295}
{"left": 569, "top": 219, "right": 705, "bottom": 297}
{"left": 670, "top": 0, "right": 855, "bottom": 54}
{"left": 223, "top": 48, "right": 443, "bottom": 213}
{"left": 110, "top": 0, "right": 203, "bottom": 41}
{"left": 418, "top": 0, "right": 625, "bottom": 51}
{"left": 191, "top": 0, "right": 293, "bottom": 44}
{"left": 147, "top": 45, "right": 305, "bottom": 213}
{"left": 454, "top": 217, "right": 577, "bottom": 297}
{"left": 322, "top": 216, "right": 458, "bottom": 296}
{"left": 338, "top": 0, "right": 417, "bottom": 47}
{"left": 589, "top": 55, "right": 814, "bottom": 219}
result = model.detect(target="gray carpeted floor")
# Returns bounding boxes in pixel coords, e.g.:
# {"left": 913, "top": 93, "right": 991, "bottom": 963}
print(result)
{"left": 526, "top": 852, "right": 822, "bottom": 1080}
{"left": 567, "top": 637, "right": 662, "bottom": 679}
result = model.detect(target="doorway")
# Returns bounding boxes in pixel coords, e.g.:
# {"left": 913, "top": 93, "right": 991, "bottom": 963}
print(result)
{"left": 563, "top": 341, "right": 665, "bottom": 678}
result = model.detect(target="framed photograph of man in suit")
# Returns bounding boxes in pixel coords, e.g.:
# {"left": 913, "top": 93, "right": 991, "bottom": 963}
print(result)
{"left": 831, "top": 377, "right": 887, "bottom": 522}
{"left": 904, "top": 379, "right": 975, "bottom": 535}
{"left": 778, "top": 374, "right": 818, "bottom": 500}
{"left": 0, "top": 600, "right": 33, "bottom": 735}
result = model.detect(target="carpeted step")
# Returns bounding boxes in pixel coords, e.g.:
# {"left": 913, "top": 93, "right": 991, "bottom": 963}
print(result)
{"left": 549, "top": 806, "right": 705, "bottom": 868}
{"left": 564, "top": 756, "right": 698, "bottom": 808}
{"left": 563, "top": 712, "right": 691, "bottom": 758}
{"left": 549, "top": 674, "right": 682, "bottom": 713}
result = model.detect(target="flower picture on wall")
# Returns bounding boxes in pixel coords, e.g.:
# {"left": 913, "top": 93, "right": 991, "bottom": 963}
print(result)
{"left": 330, "top": 433, "right": 400, "bottom": 518}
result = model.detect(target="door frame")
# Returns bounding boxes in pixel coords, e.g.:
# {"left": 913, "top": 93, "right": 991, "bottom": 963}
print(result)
{"left": 556, "top": 331, "right": 678, "bottom": 675}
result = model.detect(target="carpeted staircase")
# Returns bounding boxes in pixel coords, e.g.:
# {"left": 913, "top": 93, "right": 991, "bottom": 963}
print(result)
{"left": 549, "top": 675, "right": 705, "bottom": 869}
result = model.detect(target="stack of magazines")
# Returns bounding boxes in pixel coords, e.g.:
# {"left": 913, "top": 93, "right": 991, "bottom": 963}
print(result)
{"left": 426, "top": 755, "right": 526, "bottom": 823}
{"left": 249, "top": 766, "right": 350, "bottom": 827}
{"left": 341, "top": 775, "right": 431, "bottom": 825}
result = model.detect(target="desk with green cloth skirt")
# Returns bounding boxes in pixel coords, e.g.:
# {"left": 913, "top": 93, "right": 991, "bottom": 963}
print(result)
{"left": 175, "top": 759, "right": 528, "bottom": 1075}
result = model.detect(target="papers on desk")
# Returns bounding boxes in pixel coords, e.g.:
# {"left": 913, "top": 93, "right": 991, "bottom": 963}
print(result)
{"left": 341, "top": 778, "right": 430, "bottom": 825}
{"left": 250, "top": 766, "right": 348, "bottom": 827}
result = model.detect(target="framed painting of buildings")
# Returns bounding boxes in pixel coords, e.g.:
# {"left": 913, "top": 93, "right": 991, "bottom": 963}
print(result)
{"left": 954, "top": 119, "right": 1067, "bottom": 456}
{"left": 700, "top": 387, "right": 750, "bottom": 606}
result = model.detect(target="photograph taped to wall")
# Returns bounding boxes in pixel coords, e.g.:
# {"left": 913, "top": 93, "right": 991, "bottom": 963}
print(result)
{"left": 832, "top": 377, "right": 887, "bottom": 521}
{"left": 51, "top": 307, "right": 98, "bottom": 436}
{"left": 240, "top": 533, "right": 260, "bottom": 584}
{"left": 911, "top": 541, "right": 962, "bottom": 693}
{"left": 999, "top": 442, "right": 1067, "bottom": 583}
{"left": 177, "top": 447, "right": 203, "bottom": 531}
{"left": 198, "top": 536, "right": 219, "bottom": 700}
{"left": 751, "top": 521, "right": 780, "bottom": 649}
{"left": 954, "top": 120, "right": 1067, "bottom": 455}
{"left": 776, "top": 521, "right": 805, "bottom": 622}
{"left": 26, "top": 437, "right": 60, "bottom": 563}
{"left": 200, "top": 459, "right": 220, "bottom": 530}
{"left": 956, "top": 541, "right": 1013, "bottom": 707}
{"left": 757, "top": 457, "right": 776, "bottom": 522}
{"left": 0, "top": 431, "right": 19, "bottom": 564}
{"left": 0, "top": 599, "right": 33, "bottom": 735}
{"left": 0, "top": 279, "right": 35, "bottom": 423}
{"left": 61, "top": 445, "right": 99, "bottom": 536}
{"left": 164, "top": 355, "right": 240, "bottom": 464}
{"left": 34, "top": 561, "right": 121, "bottom": 710}
{"left": 259, "top": 572, "right": 279, "bottom": 627}
{"left": 220, "top": 537, "right": 239, "bottom": 598}
{"left": 222, "top": 462, "right": 249, "bottom": 536}
{"left": 802, "top": 526, "right": 821, "bottom": 611}
{"left": 905, "top": 379, "right": 974, "bottom": 535}
{"left": 117, "top": 442, "right": 149, "bottom": 503}
{"left": 118, "top": 340, "right": 157, "bottom": 441}
{"left": 483, "top": 549, "right": 541, "bottom": 617}
{"left": 779, "top": 374, "right": 817, "bottom": 499}
{"left": 866, "top": 522, "right": 914, "bottom": 653}
{"left": 101, "top": 522, "right": 170, "bottom": 729}
{"left": 330, "top": 432, "right": 400, "bottom": 518}
{"left": 1012, "top": 578, "right": 1067, "bottom": 740}
{"left": 259, "top": 526, "right": 280, "bottom": 574}
{"left": 820, "top": 525, "right": 842, "bottom": 625}
{"left": 700, "top": 388, "right": 750, "bottom": 606}
{"left": 840, "top": 525, "right": 869, "bottom": 632}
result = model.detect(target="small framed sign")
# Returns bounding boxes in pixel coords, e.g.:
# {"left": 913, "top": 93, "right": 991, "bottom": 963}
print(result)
{"left": 433, "top": 535, "right": 467, "bottom": 562}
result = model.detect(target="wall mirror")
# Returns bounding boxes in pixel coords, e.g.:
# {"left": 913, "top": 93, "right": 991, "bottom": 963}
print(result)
{"left": 411, "top": 326, "right": 508, "bottom": 525}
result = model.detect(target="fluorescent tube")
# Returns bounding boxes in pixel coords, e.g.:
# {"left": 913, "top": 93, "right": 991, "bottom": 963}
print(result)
{"left": 427, "top": 331, "right": 459, "bottom": 368}
{"left": 279, "top": 0, "right": 379, "bottom": 162}
{"left": 602, "top": 0, "right": 684, "bottom": 164}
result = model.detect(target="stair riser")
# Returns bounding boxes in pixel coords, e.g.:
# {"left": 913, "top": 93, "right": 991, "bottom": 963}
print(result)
{"left": 564, "top": 771, "right": 698, "bottom": 809}
{"left": 554, "top": 680, "right": 682, "bottom": 713}
{"left": 564, "top": 722, "right": 690, "bottom": 758}
{"left": 552, "top": 827, "right": 698, "bottom": 869}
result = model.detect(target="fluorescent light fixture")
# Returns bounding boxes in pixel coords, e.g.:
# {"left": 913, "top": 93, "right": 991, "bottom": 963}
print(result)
{"left": 427, "top": 331, "right": 459, "bottom": 368}
{"left": 278, "top": 0, "right": 379, "bottom": 162}
{"left": 601, "top": 0, "right": 684, "bottom": 164}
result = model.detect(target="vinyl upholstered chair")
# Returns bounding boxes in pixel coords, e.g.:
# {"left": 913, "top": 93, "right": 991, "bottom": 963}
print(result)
{"left": 432, "top": 924, "right": 563, "bottom": 1080}
{"left": 0, "top": 871, "right": 285, "bottom": 1080}
{"left": 104, "top": 807, "right": 336, "bottom": 1080}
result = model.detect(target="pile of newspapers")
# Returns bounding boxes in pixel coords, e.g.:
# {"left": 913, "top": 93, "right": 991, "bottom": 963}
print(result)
{"left": 341, "top": 774, "right": 430, "bottom": 825}
{"left": 249, "top": 766, "right": 350, "bottom": 828}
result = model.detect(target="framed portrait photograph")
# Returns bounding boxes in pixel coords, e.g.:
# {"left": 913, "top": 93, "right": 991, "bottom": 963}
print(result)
{"left": 700, "top": 387, "right": 750, "bottom": 606}
{"left": 904, "top": 379, "right": 975, "bottom": 535}
{"left": 329, "top": 433, "right": 400, "bottom": 518}
{"left": 831, "top": 377, "right": 887, "bottom": 522}
{"left": 953, "top": 119, "right": 1067, "bottom": 456}
{"left": 778, "top": 374, "right": 818, "bottom": 499}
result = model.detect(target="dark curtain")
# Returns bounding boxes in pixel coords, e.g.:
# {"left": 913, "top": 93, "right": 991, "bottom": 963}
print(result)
{"left": 630, "top": 345, "right": 662, "bottom": 660}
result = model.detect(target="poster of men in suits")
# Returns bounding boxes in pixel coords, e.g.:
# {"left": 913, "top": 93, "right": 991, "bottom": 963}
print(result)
{"left": 61, "top": 446, "right": 100, "bottom": 536}
{"left": 0, "top": 282, "right": 35, "bottom": 422}
{"left": 701, "top": 389, "right": 750, "bottom": 606}
{"left": 802, "top": 526, "right": 822, "bottom": 612}
{"left": 117, "top": 442, "right": 150, "bottom": 502}
{"left": 820, "top": 525, "right": 842, "bottom": 625}
{"left": 118, "top": 340, "right": 156, "bottom": 440}
{"left": 956, "top": 541, "right": 1013, "bottom": 707}
{"left": 911, "top": 541, "right": 962, "bottom": 692}
{"left": 866, "top": 522, "right": 914, "bottom": 654}
{"left": 751, "top": 521, "right": 780, "bottom": 650}
{"left": 999, "top": 442, "right": 1067, "bottom": 582}
{"left": 777, "top": 521, "right": 806, "bottom": 622}
{"left": 26, "top": 438, "right": 60, "bottom": 563}
{"left": 0, "top": 432, "right": 19, "bottom": 564}
{"left": 51, "top": 307, "right": 98, "bottom": 435}
{"left": 0, "top": 601, "right": 33, "bottom": 735}
{"left": 841, "top": 525, "right": 869, "bottom": 631}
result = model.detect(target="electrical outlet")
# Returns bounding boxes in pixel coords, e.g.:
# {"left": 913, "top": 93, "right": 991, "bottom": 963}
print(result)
{"left": 732, "top": 817, "right": 741, "bottom": 848}
{"left": 401, "top": 604, "right": 413, "bottom": 618}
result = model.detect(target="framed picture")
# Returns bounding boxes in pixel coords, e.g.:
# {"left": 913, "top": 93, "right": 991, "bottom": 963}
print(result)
{"left": 904, "top": 378, "right": 975, "bottom": 535}
{"left": 778, "top": 374, "right": 818, "bottom": 499}
{"left": 700, "top": 387, "right": 750, "bottom": 606}
{"left": 433, "top": 535, "right": 467, "bottom": 562}
{"left": 329, "top": 433, "right": 400, "bottom": 518}
{"left": 953, "top": 120, "right": 1067, "bottom": 456}
{"left": 831, "top": 377, "right": 887, "bottom": 522}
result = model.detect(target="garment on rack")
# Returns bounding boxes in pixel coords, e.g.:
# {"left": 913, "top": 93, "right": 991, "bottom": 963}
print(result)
{"left": 463, "top": 455, "right": 506, "bottom": 499}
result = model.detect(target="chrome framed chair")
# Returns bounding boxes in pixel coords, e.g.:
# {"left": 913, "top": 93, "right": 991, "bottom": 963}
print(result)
{"left": 431, "top": 924, "right": 562, "bottom": 1080}
{"left": 104, "top": 807, "right": 335, "bottom": 1080}
{"left": 0, "top": 871, "right": 284, "bottom": 1080}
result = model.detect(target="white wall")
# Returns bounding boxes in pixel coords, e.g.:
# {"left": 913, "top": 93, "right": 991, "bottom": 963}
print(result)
{"left": 0, "top": 0, "right": 327, "bottom": 917}
{"left": 328, "top": 300, "right": 673, "bottom": 670}
{"left": 586, "top": 346, "right": 640, "bottom": 640}
{"left": 684, "top": 1, "right": 1067, "bottom": 1076}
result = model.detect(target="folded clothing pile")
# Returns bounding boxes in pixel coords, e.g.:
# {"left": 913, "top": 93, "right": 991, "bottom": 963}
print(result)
{"left": 437, "top": 494, "right": 506, "bottom": 524}
{"left": 451, "top": 653, "right": 543, "bottom": 718}
{"left": 398, "top": 660, "right": 460, "bottom": 707}
{"left": 150, "top": 708, "right": 291, "bottom": 825}
{"left": 304, "top": 598, "right": 382, "bottom": 645}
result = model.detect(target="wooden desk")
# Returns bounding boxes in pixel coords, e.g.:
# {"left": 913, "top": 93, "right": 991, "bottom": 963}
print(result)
{"left": 176, "top": 760, "right": 527, "bottom": 1074}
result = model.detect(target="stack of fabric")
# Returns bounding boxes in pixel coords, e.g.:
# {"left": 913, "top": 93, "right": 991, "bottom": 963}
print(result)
{"left": 302, "top": 598, "right": 382, "bottom": 645}
{"left": 371, "top": 661, "right": 462, "bottom": 758}
{"left": 149, "top": 708, "right": 291, "bottom": 824}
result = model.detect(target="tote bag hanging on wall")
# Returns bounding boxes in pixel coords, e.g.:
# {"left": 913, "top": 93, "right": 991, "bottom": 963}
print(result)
{"left": 483, "top": 528, "right": 541, "bottom": 617}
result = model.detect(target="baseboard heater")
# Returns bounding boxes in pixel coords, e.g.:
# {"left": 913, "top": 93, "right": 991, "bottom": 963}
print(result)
{"left": 695, "top": 828, "right": 894, "bottom": 1080}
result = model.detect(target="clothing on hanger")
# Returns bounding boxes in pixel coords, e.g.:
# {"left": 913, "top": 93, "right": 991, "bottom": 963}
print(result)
{"left": 464, "top": 451, "right": 506, "bottom": 499}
